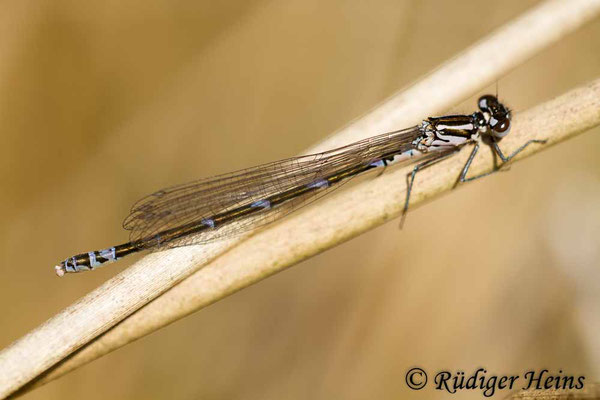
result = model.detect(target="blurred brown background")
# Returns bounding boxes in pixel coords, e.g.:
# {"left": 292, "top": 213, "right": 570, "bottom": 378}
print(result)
{"left": 1, "top": 0, "right": 599, "bottom": 399}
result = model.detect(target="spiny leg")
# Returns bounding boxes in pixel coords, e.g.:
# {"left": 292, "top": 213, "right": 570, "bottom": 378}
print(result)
{"left": 492, "top": 139, "right": 547, "bottom": 162}
{"left": 400, "top": 149, "right": 458, "bottom": 228}
{"left": 459, "top": 141, "right": 480, "bottom": 182}
{"left": 460, "top": 139, "right": 547, "bottom": 183}
{"left": 459, "top": 141, "right": 500, "bottom": 183}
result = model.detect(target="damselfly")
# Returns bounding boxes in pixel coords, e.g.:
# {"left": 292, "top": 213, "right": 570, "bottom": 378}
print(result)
{"left": 55, "top": 95, "right": 545, "bottom": 276}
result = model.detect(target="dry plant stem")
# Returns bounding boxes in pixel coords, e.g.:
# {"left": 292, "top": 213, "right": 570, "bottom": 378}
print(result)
{"left": 0, "top": 0, "right": 599, "bottom": 398}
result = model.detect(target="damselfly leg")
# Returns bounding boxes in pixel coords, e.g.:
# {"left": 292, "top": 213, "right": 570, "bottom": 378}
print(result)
{"left": 459, "top": 139, "right": 547, "bottom": 183}
{"left": 400, "top": 148, "right": 460, "bottom": 228}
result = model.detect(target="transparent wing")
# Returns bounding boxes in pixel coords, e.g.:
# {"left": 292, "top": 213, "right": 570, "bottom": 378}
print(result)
{"left": 123, "top": 127, "right": 422, "bottom": 248}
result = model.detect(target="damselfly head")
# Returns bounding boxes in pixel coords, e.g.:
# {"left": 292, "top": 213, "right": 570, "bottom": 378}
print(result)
{"left": 478, "top": 94, "right": 512, "bottom": 139}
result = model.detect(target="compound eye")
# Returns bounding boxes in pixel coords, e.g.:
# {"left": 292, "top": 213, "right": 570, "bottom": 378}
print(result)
{"left": 491, "top": 118, "right": 510, "bottom": 138}
{"left": 478, "top": 95, "right": 498, "bottom": 112}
